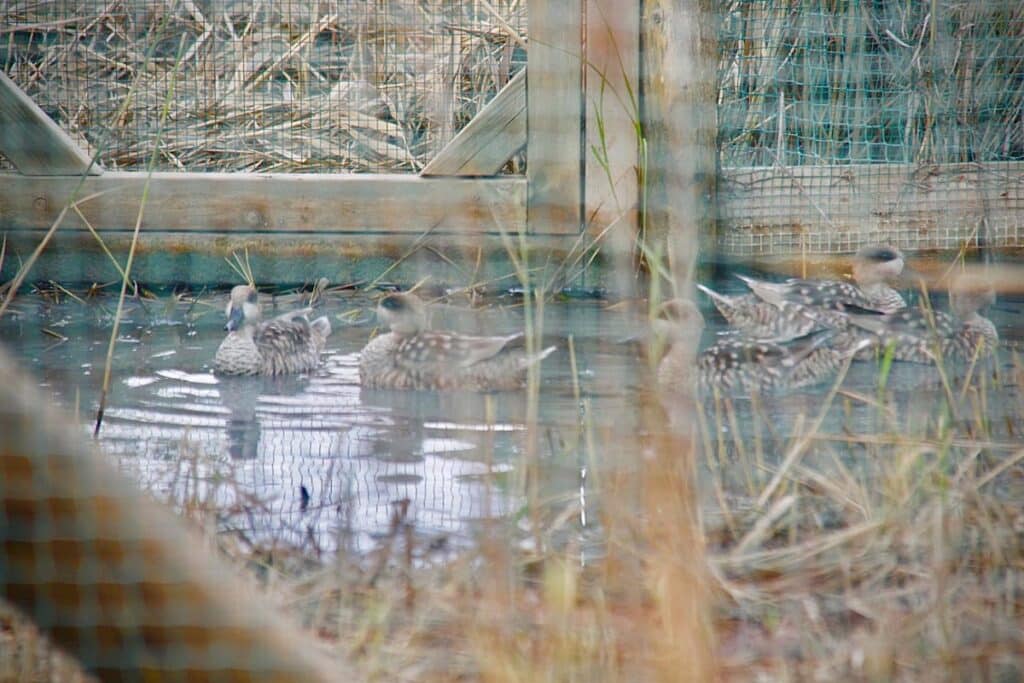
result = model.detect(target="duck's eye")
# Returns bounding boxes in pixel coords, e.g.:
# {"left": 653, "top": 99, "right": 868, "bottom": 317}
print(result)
{"left": 867, "top": 248, "right": 899, "bottom": 262}
{"left": 246, "top": 290, "right": 258, "bottom": 303}
{"left": 380, "top": 296, "right": 405, "bottom": 312}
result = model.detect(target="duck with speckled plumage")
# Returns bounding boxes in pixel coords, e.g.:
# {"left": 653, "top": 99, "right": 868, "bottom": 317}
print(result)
{"left": 359, "top": 292, "right": 556, "bottom": 391}
{"left": 655, "top": 299, "right": 872, "bottom": 395}
{"left": 697, "top": 245, "right": 908, "bottom": 342}
{"left": 213, "top": 285, "right": 332, "bottom": 376}
{"left": 843, "top": 274, "right": 998, "bottom": 364}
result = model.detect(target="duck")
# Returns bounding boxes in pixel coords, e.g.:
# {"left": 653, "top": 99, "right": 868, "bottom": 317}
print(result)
{"left": 359, "top": 292, "right": 556, "bottom": 391}
{"left": 698, "top": 245, "right": 908, "bottom": 341}
{"left": 213, "top": 284, "right": 332, "bottom": 376}
{"left": 655, "top": 299, "right": 872, "bottom": 395}
{"left": 844, "top": 274, "right": 998, "bottom": 364}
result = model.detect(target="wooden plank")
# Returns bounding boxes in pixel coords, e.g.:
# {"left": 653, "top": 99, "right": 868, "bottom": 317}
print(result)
{"left": 585, "top": 0, "right": 641, "bottom": 294}
{"left": 0, "top": 229, "right": 610, "bottom": 289}
{"left": 0, "top": 172, "right": 526, "bottom": 234}
{"left": 717, "top": 161, "right": 1024, "bottom": 255}
{"left": 642, "top": 0, "right": 718, "bottom": 290}
{"left": 0, "top": 71, "right": 100, "bottom": 176}
{"left": 0, "top": 349, "right": 344, "bottom": 682}
{"left": 421, "top": 69, "right": 526, "bottom": 177}
{"left": 527, "top": 0, "right": 584, "bottom": 234}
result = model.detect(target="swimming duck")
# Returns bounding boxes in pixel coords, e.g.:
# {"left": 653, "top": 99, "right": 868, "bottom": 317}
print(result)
{"left": 655, "top": 299, "right": 872, "bottom": 395}
{"left": 845, "top": 274, "right": 998, "bottom": 364}
{"left": 213, "top": 285, "right": 332, "bottom": 376}
{"left": 359, "top": 292, "right": 556, "bottom": 391}
{"left": 698, "top": 245, "right": 908, "bottom": 341}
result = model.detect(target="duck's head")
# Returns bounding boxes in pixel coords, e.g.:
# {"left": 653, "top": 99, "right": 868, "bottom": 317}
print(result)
{"left": 852, "top": 245, "right": 905, "bottom": 285}
{"left": 949, "top": 274, "right": 996, "bottom": 318}
{"left": 225, "top": 285, "right": 261, "bottom": 332}
{"left": 653, "top": 298, "right": 705, "bottom": 346}
{"left": 377, "top": 292, "right": 428, "bottom": 335}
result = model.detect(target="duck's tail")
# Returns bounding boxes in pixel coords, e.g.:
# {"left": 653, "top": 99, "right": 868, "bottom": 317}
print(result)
{"left": 781, "top": 329, "right": 838, "bottom": 367}
{"left": 735, "top": 274, "right": 788, "bottom": 308}
{"left": 844, "top": 313, "right": 885, "bottom": 334}
{"left": 311, "top": 316, "right": 332, "bottom": 340}
{"left": 526, "top": 345, "right": 557, "bottom": 367}
{"left": 696, "top": 283, "right": 741, "bottom": 320}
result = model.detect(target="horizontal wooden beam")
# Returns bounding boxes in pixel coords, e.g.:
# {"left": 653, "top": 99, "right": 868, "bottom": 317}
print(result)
{"left": 421, "top": 70, "right": 526, "bottom": 177}
{"left": 0, "top": 229, "right": 623, "bottom": 290}
{"left": 0, "top": 72, "right": 100, "bottom": 176}
{"left": 718, "top": 161, "right": 1024, "bottom": 255}
{"left": 0, "top": 171, "right": 527, "bottom": 234}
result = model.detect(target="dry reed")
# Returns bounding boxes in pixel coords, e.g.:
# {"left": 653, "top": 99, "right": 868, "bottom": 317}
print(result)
{"left": 1, "top": 1, "right": 526, "bottom": 173}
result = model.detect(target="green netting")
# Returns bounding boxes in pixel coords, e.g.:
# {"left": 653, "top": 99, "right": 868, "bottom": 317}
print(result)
{"left": 716, "top": 0, "right": 1024, "bottom": 256}
{"left": 718, "top": 0, "right": 1024, "bottom": 168}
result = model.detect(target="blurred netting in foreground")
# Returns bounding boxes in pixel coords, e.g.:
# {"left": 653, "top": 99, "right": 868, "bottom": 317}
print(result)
{"left": 1, "top": 0, "right": 526, "bottom": 173}
{"left": 717, "top": 0, "right": 1024, "bottom": 255}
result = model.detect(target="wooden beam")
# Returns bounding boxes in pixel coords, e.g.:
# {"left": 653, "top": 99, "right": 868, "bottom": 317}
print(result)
{"left": 421, "top": 70, "right": 526, "bottom": 177}
{"left": 0, "top": 172, "right": 526, "bottom": 234}
{"left": 585, "top": 0, "right": 641, "bottom": 295}
{"left": 0, "top": 71, "right": 100, "bottom": 176}
{"left": 642, "top": 0, "right": 719, "bottom": 292}
{"left": 717, "top": 161, "right": 1024, "bottom": 256}
{"left": 0, "top": 348, "right": 344, "bottom": 682}
{"left": 0, "top": 229, "right": 617, "bottom": 290}
{"left": 527, "top": 0, "right": 584, "bottom": 234}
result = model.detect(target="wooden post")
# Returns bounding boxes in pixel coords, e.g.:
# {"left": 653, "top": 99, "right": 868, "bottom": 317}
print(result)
{"left": 642, "top": 0, "right": 718, "bottom": 294}
{"left": 421, "top": 70, "right": 526, "bottom": 177}
{"left": 641, "top": 1, "right": 719, "bottom": 680}
{"left": 0, "top": 72, "right": 100, "bottom": 176}
{"left": 0, "top": 347, "right": 345, "bottom": 682}
{"left": 585, "top": 0, "right": 642, "bottom": 295}
{"left": 527, "top": 1, "right": 584, "bottom": 234}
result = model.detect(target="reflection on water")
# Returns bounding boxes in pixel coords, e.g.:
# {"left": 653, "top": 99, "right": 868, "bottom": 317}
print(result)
{"left": 0, "top": 287, "right": 1021, "bottom": 556}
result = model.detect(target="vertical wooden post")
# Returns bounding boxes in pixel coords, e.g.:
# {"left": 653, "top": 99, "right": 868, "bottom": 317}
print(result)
{"left": 584, "top": 0, "right": 642, "bottom": 295}
{"left": 641, "top": 1, "right": 719, "bottom": 680}
{"left": 527, "top": 1, "right": 584, "bottom": 234}
{"left": 642, "top": 0, "right": 718, "bottom": 294}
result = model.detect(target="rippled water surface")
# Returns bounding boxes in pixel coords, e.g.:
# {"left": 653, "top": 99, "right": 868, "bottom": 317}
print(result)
{"left": 1, "top": 285, "right": 1022, "bottom": 555}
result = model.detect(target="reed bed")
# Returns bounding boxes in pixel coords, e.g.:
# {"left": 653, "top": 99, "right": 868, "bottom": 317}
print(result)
{"left": 1, "top": 1, "right": 526, "bottom": 173}
{"left": 718, "top": 0, "right": 1024, "bottom": 167}
{"left": 8, "top": 1, "right": 1022, "bottom": 175}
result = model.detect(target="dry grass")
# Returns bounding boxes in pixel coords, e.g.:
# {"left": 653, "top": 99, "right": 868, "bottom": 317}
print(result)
{"left": 0, "top": 282, "right": 1022, "bottom": 681}
{"left": 241, "top": 349, "right": 1022, "bottom": 681}
{"left": 718, "top": 0, "right": 1024, "bottom": 166}
{"left": 1, "top": 1, "right": 526, "bottom": 173}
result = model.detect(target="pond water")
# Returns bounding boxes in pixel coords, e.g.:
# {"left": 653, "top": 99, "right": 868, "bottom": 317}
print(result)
{"left": 1, "top": 284, "right": 1021, "bottom": 558}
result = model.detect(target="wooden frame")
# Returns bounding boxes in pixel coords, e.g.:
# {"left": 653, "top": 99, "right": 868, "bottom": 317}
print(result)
{"left": 0, "top": 1, "right": 643, "bottom": 265}
{"left": 0, "top": 72, "right": 99, "bottom": 176}
{"left": 0, "top": 173, "right": 525, "bottom": 234}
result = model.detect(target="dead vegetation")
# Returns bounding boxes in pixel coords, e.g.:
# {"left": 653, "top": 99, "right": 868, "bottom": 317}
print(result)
{"left": 0, "top": 283, "right": 1023, "bottom": 681}
{"left": 1, "top": 1, "right": 526, "bottom": 173}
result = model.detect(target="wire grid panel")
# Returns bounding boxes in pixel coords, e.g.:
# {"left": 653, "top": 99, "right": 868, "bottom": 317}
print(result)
{"left": 1, "top": 0, "right": 526, "bottom": 173}
{"left": 716, "top": 0, "right": 1024, "bottom": 256}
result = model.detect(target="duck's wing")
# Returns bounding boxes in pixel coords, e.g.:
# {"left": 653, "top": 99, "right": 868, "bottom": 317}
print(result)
{"left": 737, "top": 275, "right": 891, "bottom": 313}
{"left": 847, "top": 308, "right": 956, "bottom": 337}
{"left": 267, "top": 307, "right": 315, "bottom": 325}
{"left": 394, "top": 332, "right": 523, "bottom": 370}
{"left": 254, "top": 314, "right": 314, "bottom": 352}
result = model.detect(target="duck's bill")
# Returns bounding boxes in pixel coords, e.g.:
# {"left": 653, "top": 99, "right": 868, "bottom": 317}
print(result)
{"left": 225, "top": 305, "right": 244, "bottom": 332}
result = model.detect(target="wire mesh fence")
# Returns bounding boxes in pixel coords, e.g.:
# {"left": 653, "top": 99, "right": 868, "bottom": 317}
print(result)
{"left": 1, "top": 0, "right": 527, "bottom": 173}
{"left": 718, "top": 0, "right": 1024, "bottom": 167}
{"left": 716, "top": 0, "right": 1024, "bottom": 255}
